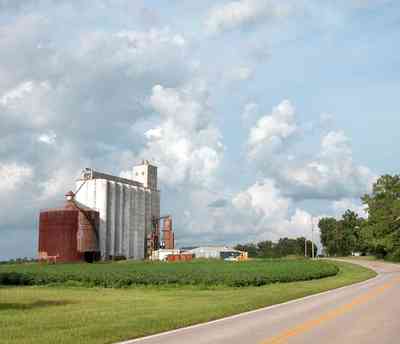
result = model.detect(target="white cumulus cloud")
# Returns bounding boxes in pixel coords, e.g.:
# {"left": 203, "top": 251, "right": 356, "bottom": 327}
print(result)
{"left": 248, "top": 99, "right": 298, "bottom": 160}
{"left": 205, "top": 0, "right": 293, "bottom": 34}
{"left": 128, "top": 82, "right": 223, "bottom": 187}
{"left": 282, "top": 130, "right": 376, "bottom": 200}
{"left": 242, "top": 102, "right": 259, "bottom": 123}
{"left": 0, "top": 162, "right": 33, "bottom": 192}
{"left": 0, "top": 81, "right": 34, "bottom": 106}
{"left": 332, "top": 198, "right": 368, "bottom": 218}
{"left": 38, "top": 131, "right": 57, "bottom": 145}
{"left": 233, "top": 179, "right": 290, "bottom": 220}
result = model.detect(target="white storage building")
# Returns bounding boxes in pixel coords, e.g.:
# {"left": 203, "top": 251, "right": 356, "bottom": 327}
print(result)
{"left": 75, "top": 160, "right": 160, "bottom": 260}
{"left": 187, "top": 246, "right": 234, "bottom": 259}
{"left": 151, "top": 249, "right": 181, "bottom": 261}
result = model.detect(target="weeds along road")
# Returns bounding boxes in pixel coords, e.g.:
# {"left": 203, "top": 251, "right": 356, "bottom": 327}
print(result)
{"left": 119, "top": 259, "right": 400, "bottom": 344}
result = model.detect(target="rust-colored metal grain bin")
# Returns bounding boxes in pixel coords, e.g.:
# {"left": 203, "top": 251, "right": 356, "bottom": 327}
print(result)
{"left": 162, "top": 216, "right": 175, "bottom": 249}
{"left": 38, "top": 191, "right": 100, "bottom": 263}
{"left": 77, "top": 210, "right": 99, "bottom": 253}
{"left": 77, "top": 208, "right": 100, "bottom": 263}
{"left": 39, "top": 206, "right": 82, "bottom": 263}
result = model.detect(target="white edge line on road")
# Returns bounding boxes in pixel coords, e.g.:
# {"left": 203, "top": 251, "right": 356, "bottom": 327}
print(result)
{"left": 117, "top": 264, "right": 381, "bottom": 344}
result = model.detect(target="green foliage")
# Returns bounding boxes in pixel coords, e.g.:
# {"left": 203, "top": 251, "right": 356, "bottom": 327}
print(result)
{"left": 319, "top": 210, "right": 364, "bottom": 256}
{"left": 235, "top": 243, "right": 258, "bottom": 257}
{"left": 385, "top": 248, "right": 400, "bottom": 262}
{"left": 234, "top": 237, "right": 317, "bottom": 258}
{"left": 361, "top": 174, "right": 400, "bottom": 260}
{"left": 0, "top": 260, "right": 338, "bottom": 288}
{"left": 319, "top": 174, "right": 400, "bottom": 261}
{"left": 319, "top": 217, "right": 339, "bottom": 255}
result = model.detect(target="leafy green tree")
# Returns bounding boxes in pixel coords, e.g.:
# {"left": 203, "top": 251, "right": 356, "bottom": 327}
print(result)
{"left": 319, "top": 210, "right": 364, "bottom": 256}
{"left": 362, "top": 175, "right": 400, "bottom": 259}
{"left": 275, "top": 238, "right": 299, "bottom": 257}
{"left": 234, "top": 243, "right": 258, "bottom": 258}
{"left": 256, "top": 241, "right": 276, "bottom": 258}
{"left": 306, "top": 238, "right": 318, "bottom": 258}
{"left": 319, "top": 217, "right": 340, "bottom": 256}
{"left": 235, "top": 237, "right": 317, "bottom": 258}
{"left": 340, "top": 210, "right": 363, "bottom": 255}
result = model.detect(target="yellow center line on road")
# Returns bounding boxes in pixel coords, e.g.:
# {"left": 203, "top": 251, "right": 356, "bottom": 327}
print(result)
{"left": 261, "top": 276, "right": 400, "bottom": 344}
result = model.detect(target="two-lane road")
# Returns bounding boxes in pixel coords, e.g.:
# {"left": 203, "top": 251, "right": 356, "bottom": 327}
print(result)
{"left": 120, "top": 260, "right": 400, "bottom": 344}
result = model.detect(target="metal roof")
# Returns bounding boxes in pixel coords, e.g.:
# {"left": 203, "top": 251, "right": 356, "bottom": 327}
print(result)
{"left": 78, "top": 168, "right": 144, "bottom": 187}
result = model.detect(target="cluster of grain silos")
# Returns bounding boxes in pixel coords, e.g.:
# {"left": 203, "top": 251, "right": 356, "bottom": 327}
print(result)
{"left": 38, "top": 161, "right": 173, "bottom": 262}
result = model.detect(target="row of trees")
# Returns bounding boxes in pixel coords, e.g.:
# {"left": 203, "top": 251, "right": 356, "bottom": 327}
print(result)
{"left": 0, "top": 257, "right": 37, "bottom": 264}
{"left": 235, "top": 237, "right": 317, "bottom": 258}
{"left": 319, "top": 175, "right": 400, "bottom": 261}
{"left": 319, "top": 210, "right": 364, "bottom": 256}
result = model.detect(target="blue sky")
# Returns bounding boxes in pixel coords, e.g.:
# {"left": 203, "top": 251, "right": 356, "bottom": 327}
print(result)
{"left": 0, "top": 0, "right": 399, "bottom": 260}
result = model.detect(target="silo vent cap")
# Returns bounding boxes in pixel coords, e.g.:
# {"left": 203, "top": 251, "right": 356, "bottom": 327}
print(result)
{"left": 65, "top": 191, "right": 75, "bottom": 201}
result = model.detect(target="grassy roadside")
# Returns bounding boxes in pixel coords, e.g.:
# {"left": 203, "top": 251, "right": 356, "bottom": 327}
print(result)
{"left": 334, "top": 256, "right": 379, "bottom": 261}
{"left": 341, "top": 255, "right": 400, "bottom": 264}
{"left": 0, "top": 261, "right": 376, "bottom": 344}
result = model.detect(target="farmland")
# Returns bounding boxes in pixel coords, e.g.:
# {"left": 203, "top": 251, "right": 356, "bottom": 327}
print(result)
{"left": 0, "top": 261, "right": 375, "bottom": 344}
{"left": 0, "top": 259, "right": 338, "bottom": 287}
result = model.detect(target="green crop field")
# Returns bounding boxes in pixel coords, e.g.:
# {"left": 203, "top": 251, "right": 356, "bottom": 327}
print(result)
{"left": 0, "top": 260, "right": 375, "bottom": 344}
{"left": 0, "top": 259, "right": 339, "bottom": 288}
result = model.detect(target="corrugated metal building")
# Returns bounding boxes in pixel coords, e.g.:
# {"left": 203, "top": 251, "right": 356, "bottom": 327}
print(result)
{"left": 187, "top": 246, "right": 246, "bottom": 260}
{"left": 187, "top": 246, "right": 231, "bottom": 259}
{"left": 75, "top": 160, "right": 160, "bottom": 260}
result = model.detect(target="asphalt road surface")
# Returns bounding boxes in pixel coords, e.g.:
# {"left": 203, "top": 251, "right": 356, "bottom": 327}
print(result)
{"left": 120, "top": 259, "right": 400, "bottom": 344}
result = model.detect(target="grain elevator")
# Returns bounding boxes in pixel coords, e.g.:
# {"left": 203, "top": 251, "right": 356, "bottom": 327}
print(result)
{"left": 38, "top": 160, "right": 175, "bottom": 262}
{"left": 74, "top": 160, "right": 161, "bottom": 260}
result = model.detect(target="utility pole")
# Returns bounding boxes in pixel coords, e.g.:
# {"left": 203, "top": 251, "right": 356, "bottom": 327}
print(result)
{"left": 311, "top": 216, "right": 315, "bottom": 260}
{"left": 305, "top": 235, "right": 307, "bottom": 257}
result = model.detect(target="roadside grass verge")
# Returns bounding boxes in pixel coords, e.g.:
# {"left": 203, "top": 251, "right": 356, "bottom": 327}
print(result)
{"left": 0, "top": 261, "right": 375, "bottom": 344}
{"left": 342, "top": 255, "right": 400, "bottom": 264}
{"left": 334, "top": 256, "right": 378, "bottom": 261}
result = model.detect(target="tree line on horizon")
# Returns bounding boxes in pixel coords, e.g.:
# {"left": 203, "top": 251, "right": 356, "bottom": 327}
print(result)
{"left": 319, "top": 174, "right": 400, "bottom": 262}
{"left": 235, "top": 237, "right": 318, "bottom": 258}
